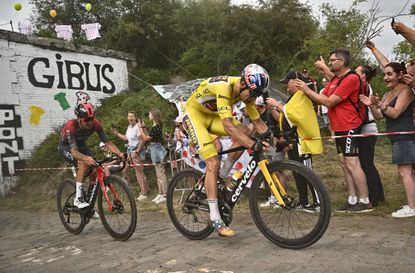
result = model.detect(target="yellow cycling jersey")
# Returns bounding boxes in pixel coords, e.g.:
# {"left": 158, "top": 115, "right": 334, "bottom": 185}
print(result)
{"left": 186, "top": 76, "right": 260, "bottom": 121}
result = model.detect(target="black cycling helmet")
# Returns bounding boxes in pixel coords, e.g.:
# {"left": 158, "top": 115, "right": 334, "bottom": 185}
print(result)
{"left": 241, "top": 64, "right": 270, "bottom": 98}
{"left": 74, "top": 102, "right": 95, "bottom": 118}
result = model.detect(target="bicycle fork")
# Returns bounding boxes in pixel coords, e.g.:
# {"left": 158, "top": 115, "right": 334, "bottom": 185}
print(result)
{"left": 257, "top": 160, "right": 287, "bottom": 207}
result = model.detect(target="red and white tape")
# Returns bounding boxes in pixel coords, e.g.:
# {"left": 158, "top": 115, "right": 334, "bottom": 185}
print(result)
{"left": 302, "top": 130, "right": 415, "bottom": 140}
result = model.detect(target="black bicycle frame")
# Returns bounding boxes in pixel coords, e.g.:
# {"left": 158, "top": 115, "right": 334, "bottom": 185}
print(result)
{"left": 218, "top": 147, "right": 265, "bottom": 208}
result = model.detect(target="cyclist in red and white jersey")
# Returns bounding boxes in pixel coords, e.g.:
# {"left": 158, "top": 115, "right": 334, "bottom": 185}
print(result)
{"left": 59, "top": 102, "right": 124, "bottom": 209}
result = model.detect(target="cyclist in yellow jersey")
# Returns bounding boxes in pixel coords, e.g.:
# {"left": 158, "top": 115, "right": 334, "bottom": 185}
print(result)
{"left": 183, "top": 64, "right": 271, "bottom": 237}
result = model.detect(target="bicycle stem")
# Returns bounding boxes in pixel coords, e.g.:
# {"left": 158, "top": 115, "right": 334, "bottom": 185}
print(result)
{"left": 257, "top": 160, "right": 286, "bottom": 207}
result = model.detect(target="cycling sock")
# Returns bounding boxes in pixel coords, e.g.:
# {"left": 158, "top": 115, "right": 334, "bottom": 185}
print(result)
{"left": 348, "top": 196, "right": 358, "bottom": 205}
{"left": 219, "top": 157, "right": 237, "bottom": 179}
{"left": 76, "top": 182, "right": 84, "bottom": 199}
{"left": 208, "top": 199, "right": 221, "bottom": 221}
{"left": 359, "top": 197, "right": 370, "bottom": 204}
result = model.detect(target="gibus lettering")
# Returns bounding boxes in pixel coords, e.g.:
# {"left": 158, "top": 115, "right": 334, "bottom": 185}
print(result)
{"left": 27, "top": 54, "right": 116, "bottom": 93}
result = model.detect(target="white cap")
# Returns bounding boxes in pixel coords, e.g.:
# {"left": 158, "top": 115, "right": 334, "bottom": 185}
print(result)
{"left": 175, "top": 116, "right": 183, "bottom": 123}
{"left": 238, "top": 102, "right": 246, "bottom": 110}
{"left": 255, "top": 96, "right": 265, "bottom": 106}
{"left": 99, "top": 142, "right": 106, "bottom": 148}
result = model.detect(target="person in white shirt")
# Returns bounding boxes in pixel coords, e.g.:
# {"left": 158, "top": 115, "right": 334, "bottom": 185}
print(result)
{"left": 112, "top": 111, "right": 149, "bottom": 201}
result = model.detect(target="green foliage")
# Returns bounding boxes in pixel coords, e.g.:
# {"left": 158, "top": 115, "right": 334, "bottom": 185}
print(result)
{"left": 16, "top": 87, "right": 178, "bottom": 196}
{"left": 392, "top": 41, "right": 415, "bottom": 62}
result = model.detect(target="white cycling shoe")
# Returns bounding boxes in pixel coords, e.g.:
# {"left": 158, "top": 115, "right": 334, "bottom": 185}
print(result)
{"left": 74, "top": 197, "right": 90, "bottom": 209}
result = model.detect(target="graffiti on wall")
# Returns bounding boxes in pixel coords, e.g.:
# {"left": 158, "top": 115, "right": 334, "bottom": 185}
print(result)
{"left": 0, "top": 105, "right": 25, "bottom": 177}
{"left": 0, "top": 35, "right": 131, "bottom": 196}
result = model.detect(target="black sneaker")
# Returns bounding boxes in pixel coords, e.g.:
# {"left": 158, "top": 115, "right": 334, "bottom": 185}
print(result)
{"left": 303, "top": 203, "right": 320, "bottom": 213}
{"left": 348, "top": 202, "right": 374, "bottom": 213}
{"left": 334, "top": 201, "right": 355, "bottom": 213}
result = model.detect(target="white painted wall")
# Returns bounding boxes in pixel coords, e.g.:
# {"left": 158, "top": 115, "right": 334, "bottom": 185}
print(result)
{"left": 0, "top": 35, "right": 132, "bottom": 195}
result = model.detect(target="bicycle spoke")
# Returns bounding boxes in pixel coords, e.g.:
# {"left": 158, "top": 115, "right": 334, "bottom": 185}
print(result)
{"left": 167, "top": 169, "right": 213, "bottom": 240}
{"left": 250, "top": 160, "right": 331, "bottom": 249}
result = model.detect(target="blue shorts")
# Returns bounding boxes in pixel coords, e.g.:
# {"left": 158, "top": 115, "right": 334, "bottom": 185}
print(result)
{"left": 149, "top": 142, "right": 167, "bottom": 164}
{"left": 392, "top": 140, "right": 415, "bottom": 164}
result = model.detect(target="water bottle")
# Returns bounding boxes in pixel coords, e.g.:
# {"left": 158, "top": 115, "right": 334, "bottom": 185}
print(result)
{"left": 227, "top": 170, "right": 243, "bottom": 192}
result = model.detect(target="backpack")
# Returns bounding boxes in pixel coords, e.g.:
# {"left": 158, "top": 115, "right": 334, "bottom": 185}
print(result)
{"left": 335, "top": 70, "right": 369, "bottom": 125}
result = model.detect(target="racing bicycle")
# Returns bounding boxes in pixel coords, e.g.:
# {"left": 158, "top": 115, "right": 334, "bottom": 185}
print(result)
{"left": 57, "top": 156, "right": 137, "bottom": 241}
{"left": 166, "top": 143, "right": 331, "bottom": 249}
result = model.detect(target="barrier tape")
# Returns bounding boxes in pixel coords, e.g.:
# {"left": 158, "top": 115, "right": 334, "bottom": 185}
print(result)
{"left": 11, "top": 130, "right": 415, "bottom": 172}
{"left": 302, "top": 130, "right": 415, "bottom": 140}
{"left": 14, "top": 159, "right": 183, "bottom": 172}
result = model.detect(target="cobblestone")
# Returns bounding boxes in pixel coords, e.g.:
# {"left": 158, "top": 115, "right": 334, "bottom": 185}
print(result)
{"left": 0, "top": 209, "right": 414, "bottom": 273}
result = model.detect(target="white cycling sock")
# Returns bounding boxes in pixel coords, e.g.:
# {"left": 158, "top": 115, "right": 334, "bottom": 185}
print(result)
{"left": 348, "top": 196, "right": 358, "bottom": 205}
{"left": 359, "top": 197, "right": 370, "bottom": 204}
{"left": 208, "top": 199, "right": 221, "bottom": 221}
{"left": 219, "top": 157, "right": 236, "bottom": 179}
{"left": 76, "top": 182, "right": 84, "bottom": 199}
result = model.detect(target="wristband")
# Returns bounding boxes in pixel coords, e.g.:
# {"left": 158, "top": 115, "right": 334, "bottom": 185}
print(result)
{"left": 371, "top": 47, "right": 377, "bottom": 53}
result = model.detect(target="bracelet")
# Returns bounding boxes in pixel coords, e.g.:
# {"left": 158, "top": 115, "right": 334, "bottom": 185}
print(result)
{"left": 272, "top": 106, "right": 278, "bottom": 111}
{"left": 371, "top": 47, "right": 377, "bottom": 52}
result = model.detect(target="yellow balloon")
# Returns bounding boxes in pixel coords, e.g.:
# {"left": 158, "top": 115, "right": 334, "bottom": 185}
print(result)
{"left": 14, "top": 3, "right": 22, "bottom": 11}
{"left": 85, "top": 3, "right": 92, "bottom": 12}
{"left": 50, "top": 9, "right": 57, "bottom": 18}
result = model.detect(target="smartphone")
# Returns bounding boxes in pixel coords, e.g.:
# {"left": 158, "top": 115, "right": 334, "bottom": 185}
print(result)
{"left": 392, "top": 17, "right": 398, "bottom": 34}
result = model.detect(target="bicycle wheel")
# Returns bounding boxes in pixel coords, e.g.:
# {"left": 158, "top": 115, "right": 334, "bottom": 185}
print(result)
{"left": 57, "top": 179, "right": 85, "bottom": 234}
{"left": 167, "top": 169, "right": 213, "bottom": 240}
{"left": 249, "top": 160, "right": 331, "bottom": 249}
{"left": 97, "top": 175, "right": 137, "bottom": 241}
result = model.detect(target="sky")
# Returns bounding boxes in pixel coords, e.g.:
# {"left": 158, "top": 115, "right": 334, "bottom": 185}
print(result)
{"left": 0, "top": 0, "right": 413, "bottom": 60}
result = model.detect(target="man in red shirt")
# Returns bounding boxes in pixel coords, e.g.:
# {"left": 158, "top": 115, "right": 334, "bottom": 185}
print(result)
{"left": 294, "top": 48, "right": 372, "bottom": 213}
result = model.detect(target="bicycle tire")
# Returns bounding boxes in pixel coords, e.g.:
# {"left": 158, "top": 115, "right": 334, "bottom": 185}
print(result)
{"left": 98, "top": 175, "right": 137, "bottom": 241}
{"left": 249, "top": 160, "right": 331, "bottom": 249}
{"left": 167, "top": 169, "right": 214, "bottom": 240}
{"left": 57, "top": 179, "right": 85, "bottom": 235}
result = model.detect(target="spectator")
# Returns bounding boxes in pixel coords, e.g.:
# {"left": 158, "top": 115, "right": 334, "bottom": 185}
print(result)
{"left": 139, "top": 108, "right": 168, "bottom": 204}
{"left": 392, "top": 20, "right": 415, "bottom": 46}
{"left": 303, "top": 68, "right": 318, "bottom": 92}
{"left": 173, "top": 116, "right": 186, "bottom": 152}
{"left": 297, "top": 48, "right": 372, "bottom": 212}
{"left": 238, "top": 102, "right": 253, "bottom": 128}
{"left": 99, "top": 142, "right": 122, "bottom": 177}
{"left": 355, "top": 65, "right": 385, "bottom": 206}
{"left": 112, "top": 111, "right": 149, "bottom": 201}
{"left": 317, "top": 78, "right": 331, "bottom": 136}
{"left": 366, "top": 40, "right": 415, "bottom": 126}
{"left": 254, "top": 96, "right": 282, "bottom": 162}
{"left": 253, "top": 96, "right": 286, "bottom": 208}
{"left": 267, "top": 71, "right": 324, "bottom": 212}
{"left": 361, "top": 62, "right": 415, "bottom": 217}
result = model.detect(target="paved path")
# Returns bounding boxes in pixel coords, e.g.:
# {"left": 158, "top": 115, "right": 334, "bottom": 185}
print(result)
{"left": 0, "top": 209, "right": 414, "bottom": 273}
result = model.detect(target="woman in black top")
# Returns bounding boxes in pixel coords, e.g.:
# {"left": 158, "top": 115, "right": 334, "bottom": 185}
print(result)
{"left": 139, "top": 108, "right": 168, "bottom": 204}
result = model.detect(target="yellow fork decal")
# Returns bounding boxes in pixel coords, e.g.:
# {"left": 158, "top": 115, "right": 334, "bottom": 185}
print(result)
{"left": 258, "top": 160, "right": 286, "bottom": 207}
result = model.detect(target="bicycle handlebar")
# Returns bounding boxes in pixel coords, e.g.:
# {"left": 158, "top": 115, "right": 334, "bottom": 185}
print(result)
{"left": 95, "top": 155, "right": 127, "bottom": 171}
{"left": 217, "top": 126, "right": 298, "bottom": 156}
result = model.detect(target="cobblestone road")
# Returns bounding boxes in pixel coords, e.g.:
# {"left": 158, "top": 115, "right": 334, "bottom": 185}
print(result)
{"left": 1, "top": 209, "right": 414, "bottom": 273}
